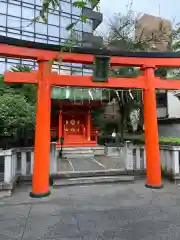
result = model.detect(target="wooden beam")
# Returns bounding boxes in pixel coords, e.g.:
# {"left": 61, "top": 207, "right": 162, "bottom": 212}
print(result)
{"left": 155, "top": 78, "right": 180, "bottom": 90}
{"left": 1, "top": 44, "right": 180, "bottom": 67}
{"left": 4, "top": 71, "right": 38, "bottom": 84}
{"left": 50, "top": 74, "right": 146, "bottom": 89}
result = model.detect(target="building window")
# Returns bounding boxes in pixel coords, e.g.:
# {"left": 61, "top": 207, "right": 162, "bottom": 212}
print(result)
{"left": 8, "top": 4, "right": 21, "bottom": 17}
{"left": 48, "top": 25, "right": 60, "bottom": 37}
{"left": 0, "top": 61, "right": 5, "bottom": 74}
{"left": 60, "top": 16, "right": 71, "bottom": 28}
{"left": 48, "top": 13, "right": 60, "bottom": 26}
{"left": 22, "top": 7, "right": 35, "bottom": 19}
{"left": 22, "top": 35, "right": 34, "bottom": 41}
{"left": 83, "top": 20, "right": 92, "bottom": 33}
{"left": 35, "top": 0, "right": 42, "bottom": 6}
{"left": 23, "top": 0, "right": 35, "bottom": 4}
{"left": 72, "top": 6, "right": 81, "bottom": 15}
{"left": 61, "top": 1, "right": 71, "bottom": 13}
{"left": 75, "top": 21, "right": 82, "bottom": 31}
{"left": 7, "top": 16, "right": 21, "bottom": 29}
{"left": 0, "top": 15, "right": 6, "bottom": 27}
{"left": 35, "top": 22, "right": 47, "bottom": 35}
{"left": 60, "top": 28, "right": 69, "bottom": 39}
{"left": 0, "top": 2, "right": 7, "bottom": 14}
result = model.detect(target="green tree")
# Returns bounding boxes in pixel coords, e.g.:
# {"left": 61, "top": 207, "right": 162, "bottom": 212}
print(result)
{"left": 0, "top": 65, "right": 36, "bottom": 147}
{"left": 0, "top": 93, "right": 35, "bottom": 147}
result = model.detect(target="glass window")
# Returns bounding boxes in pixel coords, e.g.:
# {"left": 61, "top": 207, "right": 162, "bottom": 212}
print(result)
{"left": 8, "top": 28, "right": 20, "bottom": 34}
{"left": 35, "top": 22, "right": 47, "bottom": 34}
{"left": 49, "top": 36, "right": 59, "bottom": 41}
{"left": 0, "top": 15, "right": 6, "bottom": 27}
{"left": 35, "top": 38, "right": 48, "bottom": 43}
{"left": 72, "top": 6, "right": 81, "bottom": 15}
{"left": 48, "top": 40, "right": 59, "bottom": 45}
{"left": 0, "top": 61, "right": 5, "bottom": 74}
{"left": 0, "top": 26, "right": 6, "bottom": 33}
{"left": 60, "top": 28, "right": 69, "bottom": 39}
{"left": 61, "top": 1, "right": 71, "bottom": 13}
{"left": 48, "top": 13, "right": 59, "bottom": 26}
{"left": 8, "top": 4, "right": 21, "bottom": 17}
{"left": 48, "top": 25, "right": 59, "bottom": 37}
{"left": 60, "top": 16, "right": 71, "bottom": 28}
{"left": 60, "top": 66, "right": 71, "bottom": 75}
{"left": 0, "top": 2, "right": 7, "bottom": 14}
{"left": 7, "top": 16, "right": 21, "bottom": 29}
{"left": 36, "top": 33, "right": 47, "bottom": 39}
{"left": 22, "top": 21, "right": 34, "bottom": 32}
{"left": 23, "top": 0, "right": 35, "bottom": 4}
{"left": 7, "top": 32, "right": 20, "bottom": 39}
{"left": 74, "top": 31, "right": 82, "bottom": 41}
{"left": 83, "top": 21, "right": 92, "bottom": 32}
{"left": 35, "top": 0, "right": 42, "bottom": 6}
{"left": 22, "top": 31, "right": 34, "bottom": 37}
{"left": 22, "top": 35, "right": 34, "bottom": 41}
{"left": 35, "top": 10, "right": 40, "bottom": 18}
{"left": 75, "top": 21, "right": 82, "bottom": 31}
{"left": 22, "top": 7, "right": 34, "bottom": 19}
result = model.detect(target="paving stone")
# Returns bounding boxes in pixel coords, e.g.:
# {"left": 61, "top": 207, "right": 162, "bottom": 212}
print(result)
{"left": 0, "top": 219, "right": 25, "bottom": 240}
{"left": 1, "top": 182, "right": 180, "bottom": 239}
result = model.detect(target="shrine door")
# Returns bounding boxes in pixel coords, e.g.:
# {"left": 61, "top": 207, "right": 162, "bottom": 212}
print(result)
{"left": 63, "top": 114, "right": 85, "bottom": 145}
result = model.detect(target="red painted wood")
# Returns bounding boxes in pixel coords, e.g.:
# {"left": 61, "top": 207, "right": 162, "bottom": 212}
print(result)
{"left": 1, "top": 43, "right": 180, "bottom": 67}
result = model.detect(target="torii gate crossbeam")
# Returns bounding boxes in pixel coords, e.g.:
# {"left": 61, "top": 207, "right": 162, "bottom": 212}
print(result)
{"left": 2, "top": 36, "right": 180, "bottom": 197}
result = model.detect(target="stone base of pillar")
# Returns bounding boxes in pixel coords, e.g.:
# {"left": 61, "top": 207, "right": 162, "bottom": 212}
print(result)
{"left": 29, "top": 191, "right": 51, "bottom": 198}
{"left": 145, "top": 183, "right": 163, "bottom": 189}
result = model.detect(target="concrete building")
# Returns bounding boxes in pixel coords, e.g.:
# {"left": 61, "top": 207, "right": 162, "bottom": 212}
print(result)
{"left": 135, "top": 14, "right": 172, "bottom": 51}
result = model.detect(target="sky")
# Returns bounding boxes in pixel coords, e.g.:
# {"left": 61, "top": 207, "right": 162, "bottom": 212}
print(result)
{"left": 99, "top": 0, "right": 180, "bottom": 31}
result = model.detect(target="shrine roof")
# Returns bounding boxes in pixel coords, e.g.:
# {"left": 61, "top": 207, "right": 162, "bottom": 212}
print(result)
{"left": 1, "top": 35, "right": 180, "bottom": 58}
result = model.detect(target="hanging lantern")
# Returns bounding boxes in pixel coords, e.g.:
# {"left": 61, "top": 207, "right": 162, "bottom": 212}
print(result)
{"left": 93, "top": 55, "right": 110, "bottom": 82}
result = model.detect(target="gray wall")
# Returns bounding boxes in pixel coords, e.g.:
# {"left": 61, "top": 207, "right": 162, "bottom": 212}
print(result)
{"left": 158, "top": 123, "right": 180, "bottom": 137}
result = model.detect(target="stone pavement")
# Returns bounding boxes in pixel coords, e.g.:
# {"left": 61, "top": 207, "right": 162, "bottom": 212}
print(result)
{"left": 59, "top": 156, "right": 125, "bottom": 172}
{"left": 1, "top": 181, "right": 180, "bottom": 239}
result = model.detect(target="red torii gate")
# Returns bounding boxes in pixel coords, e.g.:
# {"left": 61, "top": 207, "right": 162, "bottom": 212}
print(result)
{"left": 1, "top": 36, "right": 180, "bottom": 197}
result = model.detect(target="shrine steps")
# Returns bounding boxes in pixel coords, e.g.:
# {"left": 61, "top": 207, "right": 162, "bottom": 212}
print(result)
{"left": 53, "top": 175, "right": 135, "bottom": 187}
{"left": 56, "top": 146, "right": 105, "bottom": 159}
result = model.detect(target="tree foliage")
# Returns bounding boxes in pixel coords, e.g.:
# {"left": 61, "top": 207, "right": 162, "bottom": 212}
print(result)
{"left": 0, "top": 66, "right": 36, "bottom": 148}
{"left": 0, "top": 93, "right": 35, "bottom": 137}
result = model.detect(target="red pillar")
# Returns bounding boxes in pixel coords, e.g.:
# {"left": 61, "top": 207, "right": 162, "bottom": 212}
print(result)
{"left": 58, "top": 110, "right": 63, "bottom": 140}
{"left": 87, "top": 110, "right": 91, "bottom": 141}
{"left": 30, "top": 60, "right": 52, "bottom": 198}
{"left": 143, "top": 66, "right": 163, "bottom": 189}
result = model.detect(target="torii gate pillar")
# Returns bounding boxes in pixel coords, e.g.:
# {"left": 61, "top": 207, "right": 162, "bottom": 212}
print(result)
{"left": 143, "top": 67, "right": 163, "bottom": 189}
{"left": 30, "top": 60, "right": 52, "bottom": 198}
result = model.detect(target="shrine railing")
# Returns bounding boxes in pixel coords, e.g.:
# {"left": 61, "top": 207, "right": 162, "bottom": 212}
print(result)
{"left": 123, "top": 142, "right": 180, "bottom": 177}
{"left": 1, "top": 142, "right": 180, "bottom": 194}
{"left": 0, "top": 143, "right": 57, "bottom": 186}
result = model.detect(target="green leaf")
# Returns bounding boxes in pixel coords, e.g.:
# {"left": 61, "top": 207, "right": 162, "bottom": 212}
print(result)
{"left": 48, "top": 59, "right": 55, "bottom": 65}
{"left": 66, "top": 22, "right": 76, "bottom": 31}
{"left": 81, "top": 15, "right": 87, "bottom": 22}
{"left": 72, "top": 1, "right": 87, "bottom": 8}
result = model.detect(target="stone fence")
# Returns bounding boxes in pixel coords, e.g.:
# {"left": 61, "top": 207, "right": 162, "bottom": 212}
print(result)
{"left": 0, "top": 141, "right": 180, "bottom": 197}
{"left": 105, "top": 141, "right": 180, "bottom": 177}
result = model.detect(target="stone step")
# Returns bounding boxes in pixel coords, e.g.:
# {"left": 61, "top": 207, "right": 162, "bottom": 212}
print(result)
{"left": 53, "top": 175, "right": 135, "bottom": 187}
{"left": 61, "top": 148, "right": 95, "bottom": 159}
